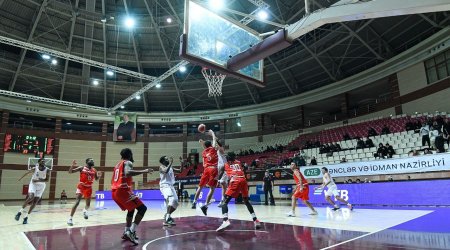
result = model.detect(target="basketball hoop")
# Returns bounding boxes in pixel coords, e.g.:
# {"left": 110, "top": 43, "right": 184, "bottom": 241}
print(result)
{"left": 201, "top": 67, "right": 226, "bottom": 97}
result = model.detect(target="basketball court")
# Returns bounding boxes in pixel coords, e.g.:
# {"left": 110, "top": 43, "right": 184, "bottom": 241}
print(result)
{"left": 1, "top": 200, "right": 449, "bottom": 249}
{"left": 0, "top": 0, "right": 450, "bottom": 249}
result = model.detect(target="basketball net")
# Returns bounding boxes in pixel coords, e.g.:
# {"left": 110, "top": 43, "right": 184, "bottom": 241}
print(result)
{"left": 201, "top": 68, "right": 226, "bottom": 97}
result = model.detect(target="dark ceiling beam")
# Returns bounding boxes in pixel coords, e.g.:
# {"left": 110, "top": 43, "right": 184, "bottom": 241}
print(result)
{"left": 80, "top": 0, "right": 95, "bottom": 105}
{"left": 366, "top": 25, "right": 395, "bottom": 57}
{"left": 312, "top": 0, "right": 384, "bottom": 61}
{"left": 59, "top": 0, "right": 79, "bottom": 100}
{"left": 298, "top": 39, "right": 337, "bottom": 82}
{"left": 101, "top": 0, "right": 108, "bottom": 108}
{"left": 144, "top": 0, "right": 188, "bottom": 112}
{"left": 8, "top": 0, "right": 48, "bottom": 91}
{"left": 419, "top": 13, "right": 443, "bottom": 28}
{"left": 267, "top": 57, "right": 295, "bottom": 95}
{"left": 123, "top": 0, "right": 149, "bottom": 113}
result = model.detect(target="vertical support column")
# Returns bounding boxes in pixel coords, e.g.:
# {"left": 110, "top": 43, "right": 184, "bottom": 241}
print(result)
{"left": 182, "top": 123, "right": 188, "bottom": 160}
{"left": 143, "top": 123, "right": 149, "bottom": 183}
{"left": 340, "top": 93, "right": 349, "bottom": 119}
{"left": 389, "top": 74, "right": 403, "bottom": 115}
{"left": 0, "top": 111, "right": 9, "bottom": 189}
{"left": 257, "top": 115, "right": 264, "bottom": 143}
{"left": 99, "top": 122, "right": 107, "bottom": 191}
{"left": 49, "top": 118, "right": 62, "bottom": 200}
{"left": 297, "top": 106, "right": 305, "bottom": 128}
{"left": 0, "top": 111, "right": 9, "bottom": 164}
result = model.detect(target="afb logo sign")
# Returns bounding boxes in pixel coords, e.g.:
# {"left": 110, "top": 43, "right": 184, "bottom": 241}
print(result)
{"left": 313, "top": 188, "right": 349, "bottom": 201}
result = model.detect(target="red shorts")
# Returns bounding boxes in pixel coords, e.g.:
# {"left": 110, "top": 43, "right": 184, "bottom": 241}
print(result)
{"left": 199, "top": 167, "right": 218, "bottom": 187}
{"left": 225, "top": 177, "right": 249, "bottom": 198}
{"left": 112, "top": 188, "right": 143, "bottom": 211}
{"left": 76, "top": 184, "right": 93, "bottom": 198}
{"left": 293, "top": 185, "right": 309, "bottom": 201}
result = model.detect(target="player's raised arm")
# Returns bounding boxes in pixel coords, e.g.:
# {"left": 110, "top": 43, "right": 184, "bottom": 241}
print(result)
{"left": 68, "top": 160, "right": 83, "bottom": 174}
{"left": 95, "top": 169, "right": 102, "bottom": 180}
{"left": 124, "top": 161, "right": 152, "bottom": 177}
{"left": 18, "top": 168, "right": 34, "bottom": 181}
{"left": 208, "top": 130, "right": 218, "bottom": 148}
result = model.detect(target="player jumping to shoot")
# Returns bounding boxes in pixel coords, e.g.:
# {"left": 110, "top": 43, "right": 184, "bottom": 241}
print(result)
{"left": 192, "top": 130, "right": 219, "bottom": 216}
{"left": 216, "top": 139, "right": 228, "bottom": 208}
{"left": 159, "top": 156, "right": 181, "bottom": 226}
{"left": 15, "top": 158, "right": 50, "bottom": 224}
{"left": 216, "top": 152, "right": 261, "bottom": 232}
{"left": 67, "top": 158, "right": 102, "bottom": 226}
{"left": 287, "top": 162, "right": 318, "bottom": 217}
{"left": 315, "top": 167, "right": 353, "bottom": 211}
{"left": 112, "top": 148, "right": 152, "bottom": 245}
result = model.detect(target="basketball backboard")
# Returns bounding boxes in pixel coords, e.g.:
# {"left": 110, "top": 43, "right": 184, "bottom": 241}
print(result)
{"left": 180, "top": 0, "right": 265, "bottom": 87}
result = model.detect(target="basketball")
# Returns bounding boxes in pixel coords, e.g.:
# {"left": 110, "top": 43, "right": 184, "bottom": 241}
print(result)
{"left": 198, "top": 124, "right": 206, "bottom": 133}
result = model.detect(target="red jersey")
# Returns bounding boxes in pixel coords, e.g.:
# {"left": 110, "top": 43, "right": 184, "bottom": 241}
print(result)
{"left": 224, "top": 160, "right": 245, "bottom": 178}
{"left": 79, "top": 166, "right": 96, "bottom": 187}
{"left": 202, "top": 147, "right": 218, "bottom": 168}
{"left": 293, "top": 169, "right": 308, "bottom": 185}
{"left": 111, "top": 160, "right": 132, "bottom": 190}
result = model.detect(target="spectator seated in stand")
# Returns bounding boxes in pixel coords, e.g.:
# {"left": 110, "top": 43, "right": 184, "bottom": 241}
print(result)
{"left": 405, "top": 119, "right": 415, "bottom": 131}
{"left": 368, "top": 127, "right": 378, "bottom": 137}
{"left": 356, "top": 138, "right": 365, "bottom": 149}
{"left": 381, "top": 125, "right": 391, "bottom": 135}
{"left": 334, "top": 143, "right": 341, "bottom": 152}
{"left": 374, "top": 143, "right": 387, "bottom": 159}
{"left": 298, "top": 156, "right": 306, "bottom": 166}
{"left": 343, "top": 133, "right": 351, "bottom": 141}
{"left": 340, "top": 157, "right": 347, "bottom": 163}
{"left": 385, "top": 143, "right": 395, "bottom": 158}
{"left": 408, "top": 149, "right": 419, "bottom": 156}
{"left": 310, "top": 156, "right": 317, "bottom": 165}
{"left": 423, "top": 148, "right": 433, "bottom": 155}
{"left": 435, "top": 133, "right": 446, "bottom": 153}
{"left": 356, "top": 178, "right": 361, "bottom": 183}
{"left": 365, "top": 138, "right": 375, "bottom": 148}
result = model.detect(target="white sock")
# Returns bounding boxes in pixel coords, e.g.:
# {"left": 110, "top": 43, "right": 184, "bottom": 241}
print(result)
{"left": 223, "top": 213, "right": 228, "bottom": 218}
{"left": 83, "top": 209, "right": 88, "bottom": 213}
{"left": 193, "top": 199, "right": 197, "bottom": 203}
{"left": 130, "top": 223, "right": 138, "bottom": 233}
{"left": 334, "top": 204, "right": 339, "bottom": 208}
{"left": 23, "top": 211, "right": 29, "bottom": 218}
{"left": 19, "top": 208, "right": 24, "bottom": 213}
{"left": 124, "top": 227, "right": 130, "bottom": 232}
{"left": 348, "top": 203, "right": 352, "bottom": 206}
{"left": 69, "top": 216, "right": 73, "bottom": 220}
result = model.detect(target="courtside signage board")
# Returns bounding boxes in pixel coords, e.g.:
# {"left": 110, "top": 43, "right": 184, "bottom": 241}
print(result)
{"left": 301, "top": 153, "right": 450, "bottom": 178}
{"left": 96, "top": 188, "right": 223, "bottom": 202}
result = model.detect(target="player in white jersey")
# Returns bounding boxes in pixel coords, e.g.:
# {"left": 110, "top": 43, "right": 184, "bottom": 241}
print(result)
{"left": 159, "top": 156, "right": 181, "bottom": 226}
{"left": 315, "top": 167, "right": 353, "bottom": 211}
{"left": 216, "top": 139, "right": 228, "bottom": 208}
{"left": 15, "top": 158, "right": 50, "bottom": 224}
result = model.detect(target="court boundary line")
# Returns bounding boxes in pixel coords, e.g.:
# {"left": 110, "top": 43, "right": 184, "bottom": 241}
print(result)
{"left": 320, "top": 210, "right": 435, "bottom": 250}
{"left": 20, "top": 232, "right": 36, "bottom": 250}
{"left": 142, "top": 229, "right": 269, "bottom": 249}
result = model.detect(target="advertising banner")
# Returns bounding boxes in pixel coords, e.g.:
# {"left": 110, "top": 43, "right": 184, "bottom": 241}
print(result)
{"left": 301, "top": 154, "right": 450, "bottom": 179}
{"left": 95, "top": 188, "right": 223, "bottom": 202}
{"left": 307, "top": 179, "right": 450, "bottom": 206}
{"left": 113, "top": 112, "right": 137, "bottom": 142}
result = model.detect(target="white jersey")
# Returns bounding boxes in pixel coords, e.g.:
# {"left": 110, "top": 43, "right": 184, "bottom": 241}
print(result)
{"left": 217, "top": 148, "right": 227, "bottom": 169}
{"left": 160, "top": 166, "right": 175, "bottom": 186}
{"left": 29, "top": 165, "right": 49, "bottom": 185}
{"left": 323, "top": 173, "right": 337, "bottom": 189}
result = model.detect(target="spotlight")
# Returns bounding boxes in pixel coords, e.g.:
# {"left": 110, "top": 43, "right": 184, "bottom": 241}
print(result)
{"left": 155, "top": 83, "right": 161, "bottom": 88}
{"left": 66, "top": 122, "right": 72, "bottom": 125}
{"left": 179, "top": 66, "right": 187, "bottom": 73}
{"left": 26, "top": 100, "right": 32, "bottom": 103}
{"left": 87, "top": 122, "right": 93, "bottom": 125}
{"left": 120, "top": 105, "right": 125, "bottom": 109}
{"left": 101, "top": 16, "right": 107, "bottom": 23}
{"left": 124, "top": 17, "right": 135, "bottom": 28}
{"left": 135, "top": 95, "right": 141, "bottom": 100}
{"left": 237, "top": 122, "right": 242, "bottom": 127}
{"left": 166, "top": 17, "right": 172, "bottom": 23}
{"left": 257, "top": 10, "right": 269, "bottom": 20}
{"left": 93, "top": 80, "right": 99, "bottom": 86}
{"left": 106, "top": 70, "right": 114, "bottom": 76}
{"left": 51, "top": 59, "right": 57, "bottom": 65}
{"left": 42, "top": 54, "right": 50, "bottom": 60}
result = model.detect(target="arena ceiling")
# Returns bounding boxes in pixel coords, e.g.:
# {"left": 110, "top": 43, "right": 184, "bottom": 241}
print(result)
{"left": 0, "top": 0, "right": 448, "bottom": 113}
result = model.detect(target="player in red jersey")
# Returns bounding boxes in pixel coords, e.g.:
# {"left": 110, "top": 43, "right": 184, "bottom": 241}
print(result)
{"left": 112, "top": 148, "right": 152, "bottom": 246}
{"left": 192, "top": 130, "right": 219, "bottom": 215}
{"left": 286, "top": 162, "right": 318, "bottom": 217}
{"left": 216, "top": 152, "right": 261, "bottom": 232}
{"left": 67, "top": 158, "right": 102, "bottom": 226}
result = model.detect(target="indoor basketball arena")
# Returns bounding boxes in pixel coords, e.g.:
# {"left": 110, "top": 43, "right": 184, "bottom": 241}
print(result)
{"left": 0, "top": 0, "right": 449, "bottom": 249}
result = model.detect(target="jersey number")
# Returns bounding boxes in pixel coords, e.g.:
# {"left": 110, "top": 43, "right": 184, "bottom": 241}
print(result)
{"left": 113, "top": 169, "right": 120, "bottom": 182}
{"left": 230, "top": 164, "right": 241, "bottom": 171}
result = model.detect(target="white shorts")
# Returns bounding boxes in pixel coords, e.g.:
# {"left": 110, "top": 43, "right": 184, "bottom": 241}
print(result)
{"left": 28, "top": 183, "right": 46, "bottom": 198}
{"left": 324, "top": 185, "right": 339, "bottom": 197}
{"left": 160, "top": 184, "right": 178, "bottom": 200}
{"left": 219, "top": 173, "right": 229, "bottom": 185}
